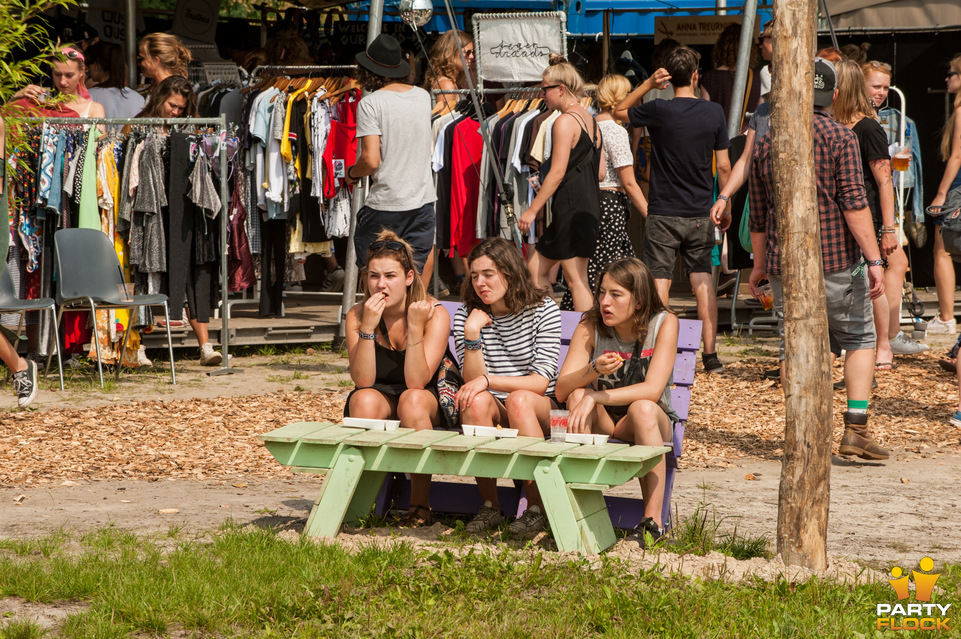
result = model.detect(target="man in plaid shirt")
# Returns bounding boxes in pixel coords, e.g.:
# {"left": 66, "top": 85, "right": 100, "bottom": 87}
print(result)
{"left": 747, "top": 57, "right": 889, "bottom": 461}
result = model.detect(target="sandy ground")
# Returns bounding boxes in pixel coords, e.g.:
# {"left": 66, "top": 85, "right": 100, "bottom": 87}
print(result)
{"left": 2, "top": 335, "right": 960, "bottom": 577}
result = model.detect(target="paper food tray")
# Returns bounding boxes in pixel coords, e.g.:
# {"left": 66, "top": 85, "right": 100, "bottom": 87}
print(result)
{"left": 343, "top": 417, "right": 400, "bottom": 431}
{"left": 462, "top": 425, "right": 519, "bottom": 438}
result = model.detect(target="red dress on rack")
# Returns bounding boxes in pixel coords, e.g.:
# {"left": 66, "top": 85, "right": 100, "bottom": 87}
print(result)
{"left": 449, "top": 116, "right": 483, "bottom": 255}
{"left": 322, "top": 89, "right": 359, "bottom": 199}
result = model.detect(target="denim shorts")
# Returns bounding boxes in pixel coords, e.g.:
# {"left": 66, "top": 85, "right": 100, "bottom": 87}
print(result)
{"left": 769, "top": 263, "right": 876, "bottom": 359}
{"left": 933, "top": 171, "right": 961, "bottom": 227}
{"left": 641, "top": 215, "right": 714, "bottom": 279}
{"left": 353, "top": 203, "right": 435, "bottom": 271}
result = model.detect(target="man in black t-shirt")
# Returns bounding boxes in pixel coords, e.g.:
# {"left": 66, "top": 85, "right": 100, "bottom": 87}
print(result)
{"left": 614, "top": 45, "right": 731, "bottom": 373}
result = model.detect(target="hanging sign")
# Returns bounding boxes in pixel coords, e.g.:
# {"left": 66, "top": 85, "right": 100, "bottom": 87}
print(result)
{"left": 171, "top": 0, "right": 221, "bottom": 44}
{"left": 474, "top": 12, "right": 566, "bottom": 84}
{"left": 654, "top": 16, "right": 755, "bottom": 45}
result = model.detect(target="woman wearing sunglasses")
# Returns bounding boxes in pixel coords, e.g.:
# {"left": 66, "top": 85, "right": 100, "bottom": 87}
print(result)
{"left": 10, "top": 47, "right": 105, "bottom": 118}
{"left": 345, "top": 231, "right": 452, "bottom": 527}
{"left": 518, "top": 55, "right": 604, "bottom": 312}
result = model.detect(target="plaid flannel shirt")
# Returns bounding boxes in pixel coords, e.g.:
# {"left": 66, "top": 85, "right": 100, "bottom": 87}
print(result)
{"left": 749, "top": 110, "right": 869, "bottom": 275}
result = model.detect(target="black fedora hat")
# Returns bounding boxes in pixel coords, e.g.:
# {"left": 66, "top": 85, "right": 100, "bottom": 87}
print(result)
{"left": 356, "top": 34, "right": 411, "bottom": 79}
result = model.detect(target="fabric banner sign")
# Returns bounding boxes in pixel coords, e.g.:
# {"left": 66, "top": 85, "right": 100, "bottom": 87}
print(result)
{"left": 474, "top": 13, "right": 566, "bottom": 84}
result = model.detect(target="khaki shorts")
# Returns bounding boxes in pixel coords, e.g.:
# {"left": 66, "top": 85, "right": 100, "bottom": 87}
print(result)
{"left": 769, "top": 263, "right": 876, "bottom": 359}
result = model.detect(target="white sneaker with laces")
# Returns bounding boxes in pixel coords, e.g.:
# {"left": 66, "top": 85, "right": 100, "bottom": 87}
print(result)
{"left": 199, "top": 343, "right": 223, "bottom": 366}
{"left": 927, "top": 315, "right": 957, "bottom": 335}
{"left": 889, "top": 331, "right": 929, "bottom": 355}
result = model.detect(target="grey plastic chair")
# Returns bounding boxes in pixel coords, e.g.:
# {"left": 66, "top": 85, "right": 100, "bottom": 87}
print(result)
{"left": 0, "top": 266, "right": 63, "bottom": 390}
{"left": 52, "top": 228, "right": 176, "bottom": 388}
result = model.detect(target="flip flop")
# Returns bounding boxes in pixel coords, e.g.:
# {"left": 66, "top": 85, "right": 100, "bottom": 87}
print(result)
{"left": 940, "top": 359, "right": 958, "bottom": 374}
{"left": 874, "top": 362, "right": 896, "bottom": 371}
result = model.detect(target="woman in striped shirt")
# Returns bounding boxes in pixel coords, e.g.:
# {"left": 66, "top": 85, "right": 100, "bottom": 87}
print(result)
{"left": 454, "top": 238, "right": 562, "bottom": 538}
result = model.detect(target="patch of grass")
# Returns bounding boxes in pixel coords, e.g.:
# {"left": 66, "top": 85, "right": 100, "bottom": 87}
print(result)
{"left": 2, "top": 526, "right": 939, "bottom": 637}
{"left": 738, "top": 346, "right": 777, "bottom": 358}
{"left": 291, "top": 371, "right": 309, "bottom": 380}
{"left": 668, "top": 502, "right": 771, "bottom": 560}
{"left": 0, "top": 619, "right": 46, "bottom": 639}
{"left": 337, "top": 379, "right": 354, "bottom": 387}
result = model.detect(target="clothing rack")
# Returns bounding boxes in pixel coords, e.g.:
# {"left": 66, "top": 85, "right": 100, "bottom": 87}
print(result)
{"left": 11, "top": 115, "right": 239, "bottom": 376}
{"left": 249, "top": 65, "right": 357, "bottom": 81}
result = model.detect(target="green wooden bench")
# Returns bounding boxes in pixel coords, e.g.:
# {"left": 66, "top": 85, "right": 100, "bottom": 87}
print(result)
{"left": 258, "top": 421, "right": 668, "bottom": 554}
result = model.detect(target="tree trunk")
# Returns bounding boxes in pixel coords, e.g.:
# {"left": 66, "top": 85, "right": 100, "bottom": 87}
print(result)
{"left": 772, "top": 0, "right": 834, "bottom": 571}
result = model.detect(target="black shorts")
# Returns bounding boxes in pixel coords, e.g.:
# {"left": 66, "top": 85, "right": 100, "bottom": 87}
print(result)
{"left": 642, "top": 215, "right": 714, "bottom": 279}
{"left": 353, "top": 203, "right": 435, "bottom": 272}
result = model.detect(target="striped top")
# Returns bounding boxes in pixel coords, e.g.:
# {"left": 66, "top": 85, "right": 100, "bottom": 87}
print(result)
{"left": 453, "top": 297, "right": 562, "bottom": 400}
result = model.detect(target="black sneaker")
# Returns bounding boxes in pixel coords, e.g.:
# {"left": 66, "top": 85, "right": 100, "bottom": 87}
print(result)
{"left": 763, "top": 368, "right": 780, "bottom": 380}
{"left": 702, "top": 353, "right": 724, "bottom": 373}
{"left": 632, "top": 516, "right": 664, "bottom": 547}
{"left": 12, "top": 359, "right": 38, "bottom": 409}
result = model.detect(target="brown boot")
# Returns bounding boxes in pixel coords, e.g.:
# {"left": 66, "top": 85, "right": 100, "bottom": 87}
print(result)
{"left": 839, "top": 412, "right": 889, "bottom": 460}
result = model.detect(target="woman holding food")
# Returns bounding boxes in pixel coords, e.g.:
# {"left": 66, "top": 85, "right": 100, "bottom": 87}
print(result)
{"left": 555, "top": 257, "right": 678, "bottom": 543}
{"left": 454, "top": 237, "right": 561, "bottom": 538}
{"left": 345, "top": 231, "right": 451, "bottom": 527}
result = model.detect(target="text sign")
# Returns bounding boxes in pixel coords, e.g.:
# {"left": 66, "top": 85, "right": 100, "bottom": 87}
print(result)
{"left": 475, "top": 13, "right": 565, "bottom": 83}
{"left": 654, "top": 16, "right": 756, "bottom": 45}
{"left": 172, "top": 0, "right": 221, "bottom": 43}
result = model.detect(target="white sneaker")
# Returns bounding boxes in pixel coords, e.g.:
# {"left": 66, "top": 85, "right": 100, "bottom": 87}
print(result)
{"left": 889, "top": 331, "right": 929, "bottom": 355}
{"left": 137, "top": 345, "right": 153, "bottom": 367}
{"left": 199, "top": 343, "right": 222, "bottom": 366}
{"left": 927, "top": 315, "right": 957, "bottom": 335}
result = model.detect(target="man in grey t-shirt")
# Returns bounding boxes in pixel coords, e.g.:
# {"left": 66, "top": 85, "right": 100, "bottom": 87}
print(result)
{"left": 347, "top": 34, "right": 436, "bottom": 278}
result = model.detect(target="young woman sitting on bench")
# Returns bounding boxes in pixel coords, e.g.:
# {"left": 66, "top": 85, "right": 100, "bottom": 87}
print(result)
{"left": 344, "top": 231, "right": 451, "bottom": 527}
{"left": 555, "top": 257, "right": 678, "bottom": 541}
{"left": 453, "top": 238, "right": 561, "bottom": 539}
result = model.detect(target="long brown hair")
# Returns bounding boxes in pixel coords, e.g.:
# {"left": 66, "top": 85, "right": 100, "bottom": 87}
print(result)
{"left": 461, "top": 238, "right": 548, "bottom": 314}
{"left": 832, "top": 59, "right": 875, "bottom": 127}
{"left": 424, "top": 30, "right": 472, "bottom": 90}
{"left": 584, "top": 258, "right": 667, "bottom": 343}
{"left": 362, "top": 229, "right": 427, "bottom": 312}
{"left": 941, "top": 53, "right": 961, "bottom": 162}
{"left": 136, "top": 76, "right": 198, "bottom": 118}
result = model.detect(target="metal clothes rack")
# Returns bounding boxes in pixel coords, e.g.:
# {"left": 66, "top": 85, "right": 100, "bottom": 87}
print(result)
{"left": 249, "top": 65, "right": 358, "bottom": 81}
{"left": 12, "top": 116, "right": 238, "bottom": 377}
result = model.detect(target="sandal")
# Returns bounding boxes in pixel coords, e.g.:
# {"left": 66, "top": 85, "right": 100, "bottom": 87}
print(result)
{"left": 874, "top": 362, "right": 896, "bottom": 371}
{"left": 394, "top": 504, "right": 432, "bottom": 528}
{"left": 940, "top": 358, "right": 957, "bottom": 374}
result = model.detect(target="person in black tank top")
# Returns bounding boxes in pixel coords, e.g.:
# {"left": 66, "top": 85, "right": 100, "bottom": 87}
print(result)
{"left": 345, "top": 231, "right": 451, "bottom": 526}
{"left": 517, "top": 55, "right": 604, "bottom": 312}
{"left": 555, "top": 258, "right": 679, "bottom": 537}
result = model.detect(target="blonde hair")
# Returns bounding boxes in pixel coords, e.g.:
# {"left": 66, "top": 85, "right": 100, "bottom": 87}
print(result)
{"left": 139, "top": 33, "right": 192, "bottom": 78}
{"left": 362, "top": 230, "right": 427, "bottom": 311}
{"left": 941, "top": 54, "right": 961, "bottom": 162}
{"left": 424, "top": 30, "right": 472, "bottom": 90}
{"left": 832, "top": 60, "right": 875, "bottom": 126}
{"left": 596, "top": 74, "right": 631, "bottom": 112}
{"left": 543, "top": 53, "right": 585, "bottom": 98}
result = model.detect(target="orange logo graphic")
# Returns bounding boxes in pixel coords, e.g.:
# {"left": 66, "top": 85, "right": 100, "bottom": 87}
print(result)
{"left": 877, "top": 557, "right": 951, "bottom": 631}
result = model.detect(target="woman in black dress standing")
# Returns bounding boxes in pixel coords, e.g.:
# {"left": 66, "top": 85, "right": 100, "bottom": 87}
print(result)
{"left": 518, "top": 55, "right": 604, "bottom": 312}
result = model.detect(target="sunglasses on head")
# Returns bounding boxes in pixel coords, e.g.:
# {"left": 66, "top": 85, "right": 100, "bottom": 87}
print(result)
{"left": 62, "top": 49, "right": 83, "bottom": 61}
{"left": 369, "top": 240, "right": 405, "bottom": 251}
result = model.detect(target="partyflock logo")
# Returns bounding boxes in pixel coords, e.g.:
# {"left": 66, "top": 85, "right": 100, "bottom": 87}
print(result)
{"left": 876, "top": 557, "right": 951, "bottom": 631}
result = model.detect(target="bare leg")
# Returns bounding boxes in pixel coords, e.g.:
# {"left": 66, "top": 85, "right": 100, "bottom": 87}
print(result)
{"left": 872, "top": 294, "right": 892, "bottom": 365}
{"left": 689, "top": 271, "right": 719, "bottom": 355}
{"left": 884, "top": 246, "right": 909, "bottom": 340}
{"left": 0, "top": 335, "right": 26, "bottom": 374}
{"left": 934, "top": 229, "right": 956, "bottom": 323}
{"left": 560, "top": 257, "right": 592, "bottom": 312}
{"left": 348, "top": 388, "right": 399, "bottom": 420}
{"left": 504, "top": 391, "right": 553, "bottom": 510}
{"left": 611, "top": 400, "right": 672, "bottom": 528}
{"left": 654, "top": 278, "right": 671, "bottom": 307}
{"left": 843, "top": 347, "right": 876, "bottom": 404}
{"left": 460, "top": 391, "right": 508, "bottom": 506}
{"left": 528, "top": 250, "right": 557, "bottom": 291}
{"left": 397, "top": 389, "right": 441, "bottom": 509}
{"left": 189, "top": 319, "right": 208, "bottom": 347}
{"left": 420, "top": 249, "right": 435, "bottom": 290}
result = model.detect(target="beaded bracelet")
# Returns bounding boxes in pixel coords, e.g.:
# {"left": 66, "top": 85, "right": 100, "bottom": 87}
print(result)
{"left": 358, "top": 330, "right": 376, "bottom": 340}
{"left": 464, "top": 336, "right": 483, "bottom": 351}
{"left": 866, "top": 259, "right": 884, "bottom": 267}
{"left": 407, "top": 337, "right": 425, "bottom": 347}
{"left": 590, "top": 358, "right": 600, "bottom": 374}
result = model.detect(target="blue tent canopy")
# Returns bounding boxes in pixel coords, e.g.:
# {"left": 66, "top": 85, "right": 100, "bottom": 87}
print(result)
{"left": 342, "top": 0, "right": 772, "bottom": 37}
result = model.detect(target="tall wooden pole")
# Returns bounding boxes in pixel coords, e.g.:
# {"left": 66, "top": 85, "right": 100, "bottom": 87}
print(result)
{"left": 772, "top": 0, "right": 833, "bottom": 571}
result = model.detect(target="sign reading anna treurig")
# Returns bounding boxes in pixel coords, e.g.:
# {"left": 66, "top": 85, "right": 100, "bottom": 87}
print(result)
{"left": 474, "top": 13, "right": 566, "bottom": 83}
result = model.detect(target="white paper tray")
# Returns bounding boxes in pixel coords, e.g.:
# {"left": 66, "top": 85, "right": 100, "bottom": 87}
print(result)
{"left": 343, "top": 417, "right": 401, "bottom": 431}
{"left": 462, "top": 424, "right": 519, "bottom": 438}
{"left": 564, "top": 433, "right": 610, "bottom": 445}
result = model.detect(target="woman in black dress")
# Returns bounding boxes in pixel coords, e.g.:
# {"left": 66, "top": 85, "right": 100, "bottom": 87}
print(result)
{"left": 518, "top": 55, "right": 604, "bottom": 312}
